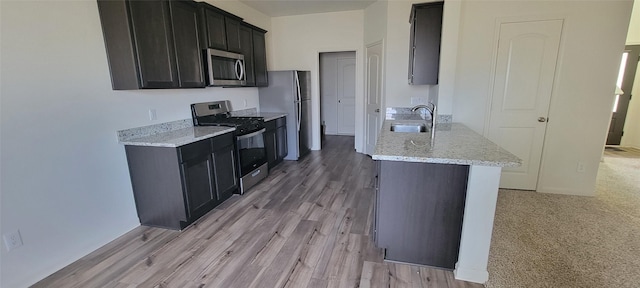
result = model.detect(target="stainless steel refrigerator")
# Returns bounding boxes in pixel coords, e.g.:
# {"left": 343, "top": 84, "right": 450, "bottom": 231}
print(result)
{"left": 259, "top": 70, "right": 311, "bottom": 160}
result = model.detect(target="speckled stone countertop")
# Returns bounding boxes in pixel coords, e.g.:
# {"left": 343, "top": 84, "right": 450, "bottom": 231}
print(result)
{"left": 119, "top": 126, "right": 235, "bottom": 148}
{"left": 253, "top": 112, "right": 287, "bottom": 122}
{"left": 373, "top": 120, "right": 521, "bottom": 167}
{"left": 117, "top": 110, "right": 285, "bottom": 148}
{"left": 231, "top": 109, "right": 286, "bottom": 122}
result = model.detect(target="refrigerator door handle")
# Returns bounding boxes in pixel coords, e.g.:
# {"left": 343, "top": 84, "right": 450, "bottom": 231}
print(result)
{"left": 297, "top": 101, "right": 302, "bottom": 132}
{"left": 295, "top": 72, "right": 302, "bottom": 132}
{"left": 295, "top": 72, "right": 302, "bottom": 102}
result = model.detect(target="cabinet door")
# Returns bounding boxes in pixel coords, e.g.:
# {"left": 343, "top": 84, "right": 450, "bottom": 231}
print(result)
{"left": 170, "top": 0, "right": 205, "bottom": 88}
{"left": 276, "top": 124, "right": 288, "bottom": 161}
{"left": 373, "top": 160, "right": 380, "bottom": 244}
{"left": 264, "top": 129, "right": 277, "bottom": 169}
{"left": 180, "top": 154, "right": 215, "bottom": 221}
{"left": 212, "top": 145, "right": 238, "bottom": 201}
{"left": 378, "top": 161, "right": 468, "bottom": 269}
{"left": 264, "top": 120, "right": 278, "bottom": 168}
{"left": 252, "top": 30, "right": 268, "bottom": 87}
{"left": 205, "top": 8, "right": 227, "bottom": 50}
{"left": 225, "top": 17, "right": 242, "bottom": 53}
{"left": 128, "top": 0, "right": 178, "bottom": 88}
{"left": 409, "top": 2, "right": 443, "bottom": 85}
{"left": 239, "top": 24, "right": 255, "bottom": 86}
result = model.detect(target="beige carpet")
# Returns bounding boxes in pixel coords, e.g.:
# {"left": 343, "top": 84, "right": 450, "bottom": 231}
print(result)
{"left": 486, "top": 148, "right": 640, "bottom": 288}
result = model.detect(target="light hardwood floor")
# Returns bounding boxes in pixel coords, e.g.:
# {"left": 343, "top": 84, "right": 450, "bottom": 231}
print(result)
{"left": 33, "top": 136, "right": 483, "bottom": 288}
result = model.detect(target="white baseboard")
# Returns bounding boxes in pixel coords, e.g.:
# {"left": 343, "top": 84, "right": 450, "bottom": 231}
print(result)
{"left": 454, "top": 264, "right": 488, "bottom": 284}
{"left": 537, "top": 186, "right": 594, "bottom": 196}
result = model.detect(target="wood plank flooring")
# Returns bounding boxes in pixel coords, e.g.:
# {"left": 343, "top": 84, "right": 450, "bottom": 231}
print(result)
{"left": 33, "top": 136, "right": 483, "bottom": 288}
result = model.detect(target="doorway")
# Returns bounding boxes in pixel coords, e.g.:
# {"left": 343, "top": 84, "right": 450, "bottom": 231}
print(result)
{"left": 364, "top": 41, "right": 384, "bottom": 155}
{"left": 486, "top": 19, "right": 563, "bottom": 191}
{"left": 320, "top": 51, "right": 356, "bottom": 136}
{"left": 607, "top": 45, "right": 640, "bottom": 145}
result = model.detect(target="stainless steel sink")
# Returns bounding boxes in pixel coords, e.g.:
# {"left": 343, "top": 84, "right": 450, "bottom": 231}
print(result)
{"left": 390, "top": 123, "right": 428, "bottom": 133}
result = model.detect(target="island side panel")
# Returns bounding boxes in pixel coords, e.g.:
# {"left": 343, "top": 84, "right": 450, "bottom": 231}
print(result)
{"left": 454, "top": 165, "right": 502, "bottom": 283}
{"left": 377, "top": 160, "right": 469, "bottom": 269}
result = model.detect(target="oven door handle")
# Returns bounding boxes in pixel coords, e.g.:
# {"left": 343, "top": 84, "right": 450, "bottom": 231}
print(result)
{"left": 236, "top": 128, "right": 266, "bottom": 140}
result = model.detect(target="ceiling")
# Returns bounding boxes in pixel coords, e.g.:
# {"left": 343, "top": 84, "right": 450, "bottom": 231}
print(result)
{"left": 239, "top": 0, "right": 376, "bottom": 17}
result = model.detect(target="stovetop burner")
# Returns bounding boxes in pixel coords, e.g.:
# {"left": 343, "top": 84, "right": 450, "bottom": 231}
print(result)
{"left": 191, "top": 101, "right": 265, "bottom": 135}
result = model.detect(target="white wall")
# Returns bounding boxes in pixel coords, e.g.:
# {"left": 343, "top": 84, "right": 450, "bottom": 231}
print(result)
{"left": 377, "top": 0, "right": 460, "bottom": 116}
{"left": 384, "top": 1, "right": 432, "bottom": 108}
{"left": 452, "top": 0, "right": 633, "bottom": 196}
{"left": 626, "top": 0, "right": 640, "bottom": 45}
{"left": 364, "top": 0, "right": 388, "bottom": 45}
{"left": 269, "top": 10, "right": 365, "bottom": 151}
{"left": 622, "top": 0, "right": 640, "bottom": 148}
{"left": 0, "top": 1, "right": 270, "bottom": 287}
{"left": 364, "top": 0, "right": 389, "bottom": 134}
{"left": 621, "top": 66, "right": 640, "bottom": 148}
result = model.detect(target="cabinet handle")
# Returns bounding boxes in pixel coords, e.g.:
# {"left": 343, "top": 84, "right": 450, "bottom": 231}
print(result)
{"left": 251, "top": 169, "right": 261, "bottom": 177}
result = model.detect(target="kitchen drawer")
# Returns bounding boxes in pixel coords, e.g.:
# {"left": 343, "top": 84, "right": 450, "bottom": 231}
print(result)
{"left": 178, "top": 138, "right": 211, "bottom": 163}
{"left": 211, "top": 132, "right": 234, "bottom": 151}
{"left": 264, "top": 119, "right": 277, "bottom": 131}
{"left": 275, "top": 116, "right": 286, "bottom": 128}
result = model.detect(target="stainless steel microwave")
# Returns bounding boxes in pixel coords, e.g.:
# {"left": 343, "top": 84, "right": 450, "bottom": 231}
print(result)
{"left": 206, "top": 48, "right": 246, "bottom": 86}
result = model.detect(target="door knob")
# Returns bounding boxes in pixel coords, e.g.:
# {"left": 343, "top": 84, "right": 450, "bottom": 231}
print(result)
{"left": 375, "top": 109, "right": 380, "bottom": 112}
{"left": 538, "top": 117, "right": 547, "bottom": 122}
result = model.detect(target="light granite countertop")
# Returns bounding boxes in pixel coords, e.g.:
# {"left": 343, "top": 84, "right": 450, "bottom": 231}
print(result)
{"left": 117, "top": 111, "right": 285, "bottom": 148}
{"left": 373, "top": 120, "right": 521, "bottom": 167}
{"left": 253, "top": 112, "right": 287, "bottom": 122}
{"left": 119, "top": 126, "right": 235, "bottom": 148}
{"left": 230, "top": 109, "right": 286, "bottom": 122}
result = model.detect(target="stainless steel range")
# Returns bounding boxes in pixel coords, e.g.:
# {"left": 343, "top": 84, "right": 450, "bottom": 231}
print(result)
{"left": 191, "top": 101, "right": 268, "bottom": 194}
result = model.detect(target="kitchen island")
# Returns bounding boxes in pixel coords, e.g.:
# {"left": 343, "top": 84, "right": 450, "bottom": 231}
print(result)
{"left": 372, "top": 116, "right": 520, "bottom": 284}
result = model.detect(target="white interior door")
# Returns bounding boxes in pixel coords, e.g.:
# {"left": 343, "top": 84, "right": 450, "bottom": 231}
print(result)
{"left": 487, "top": 20, "right": 563, "bottom": 190}
{"left": 320, "top": 52, "right": 355, "bottom": 136}
{"left": 365, "top": 41, "right": 383, "bottom": 155}
{"left": 337, "top": 57, "right": 356, "bottom": 135}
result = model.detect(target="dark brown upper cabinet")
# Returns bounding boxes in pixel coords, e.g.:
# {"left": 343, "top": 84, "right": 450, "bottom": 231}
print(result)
{"left": 225, "top": 17, "right": 242, "bottom": 53}
{"left": 97, "top": 0, "right": 205, "bottom": 90}
{"left": 198, "top": 3, "right": 242, "bottom": 53}
{"left": 239, "top": 24, "right": 256, "bottom": 86}
{"left": 252, "top": 28, "right": 268, "bottom": 87}
{"left": 197, "top": 2, "right": 269, "bottom": 87}
{"left": 170, "top": 0, "right": 206, "bottom": 88}
{"left": 202, "top": 6, "right": 227, "bottom": 50}
{"left": 408, "top": 2, "right": 444, "bottom": 85}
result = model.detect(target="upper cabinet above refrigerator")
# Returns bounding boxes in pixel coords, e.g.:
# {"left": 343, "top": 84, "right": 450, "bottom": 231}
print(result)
{"left": 408, "top": 1, "right": 444, "bottom": 85}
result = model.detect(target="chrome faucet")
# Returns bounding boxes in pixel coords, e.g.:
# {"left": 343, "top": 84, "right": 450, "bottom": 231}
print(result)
{"left": 411, "top": 103, "right": 437, "bottom": 138}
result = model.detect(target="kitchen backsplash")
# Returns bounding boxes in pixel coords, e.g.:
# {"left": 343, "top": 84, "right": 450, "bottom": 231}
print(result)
{"left": 230, "top": 108, "right": 258, "bottom": 116}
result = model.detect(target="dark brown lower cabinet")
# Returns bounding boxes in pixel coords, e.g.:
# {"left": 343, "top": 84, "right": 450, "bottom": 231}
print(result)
{"left": 275, "top": 117, "right": 288, "bottom": 160}
{"left": 125, "top": 132, "right": 237, "bottom": 230}
{"left": 264, "top": 116, "right": 287, "bottom": 170}
{"left": 211, "top": 135, "right": 237, "bottom": 201}
{"left": 375, "top": 160, "right": 469, "bottom": 269}
{"left": 264, "top": 121, "right": 277, "bottom": 168}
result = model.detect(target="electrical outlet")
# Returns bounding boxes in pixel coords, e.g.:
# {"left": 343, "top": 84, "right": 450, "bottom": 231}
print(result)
{"left": 577, "top": 161, "right": 586, "bottom": 173}
{"left": 148, "top": 109, "right": 157, "bottom": 121}
{"left": 3, "top": 230, "right": 23, "bottom": 251}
